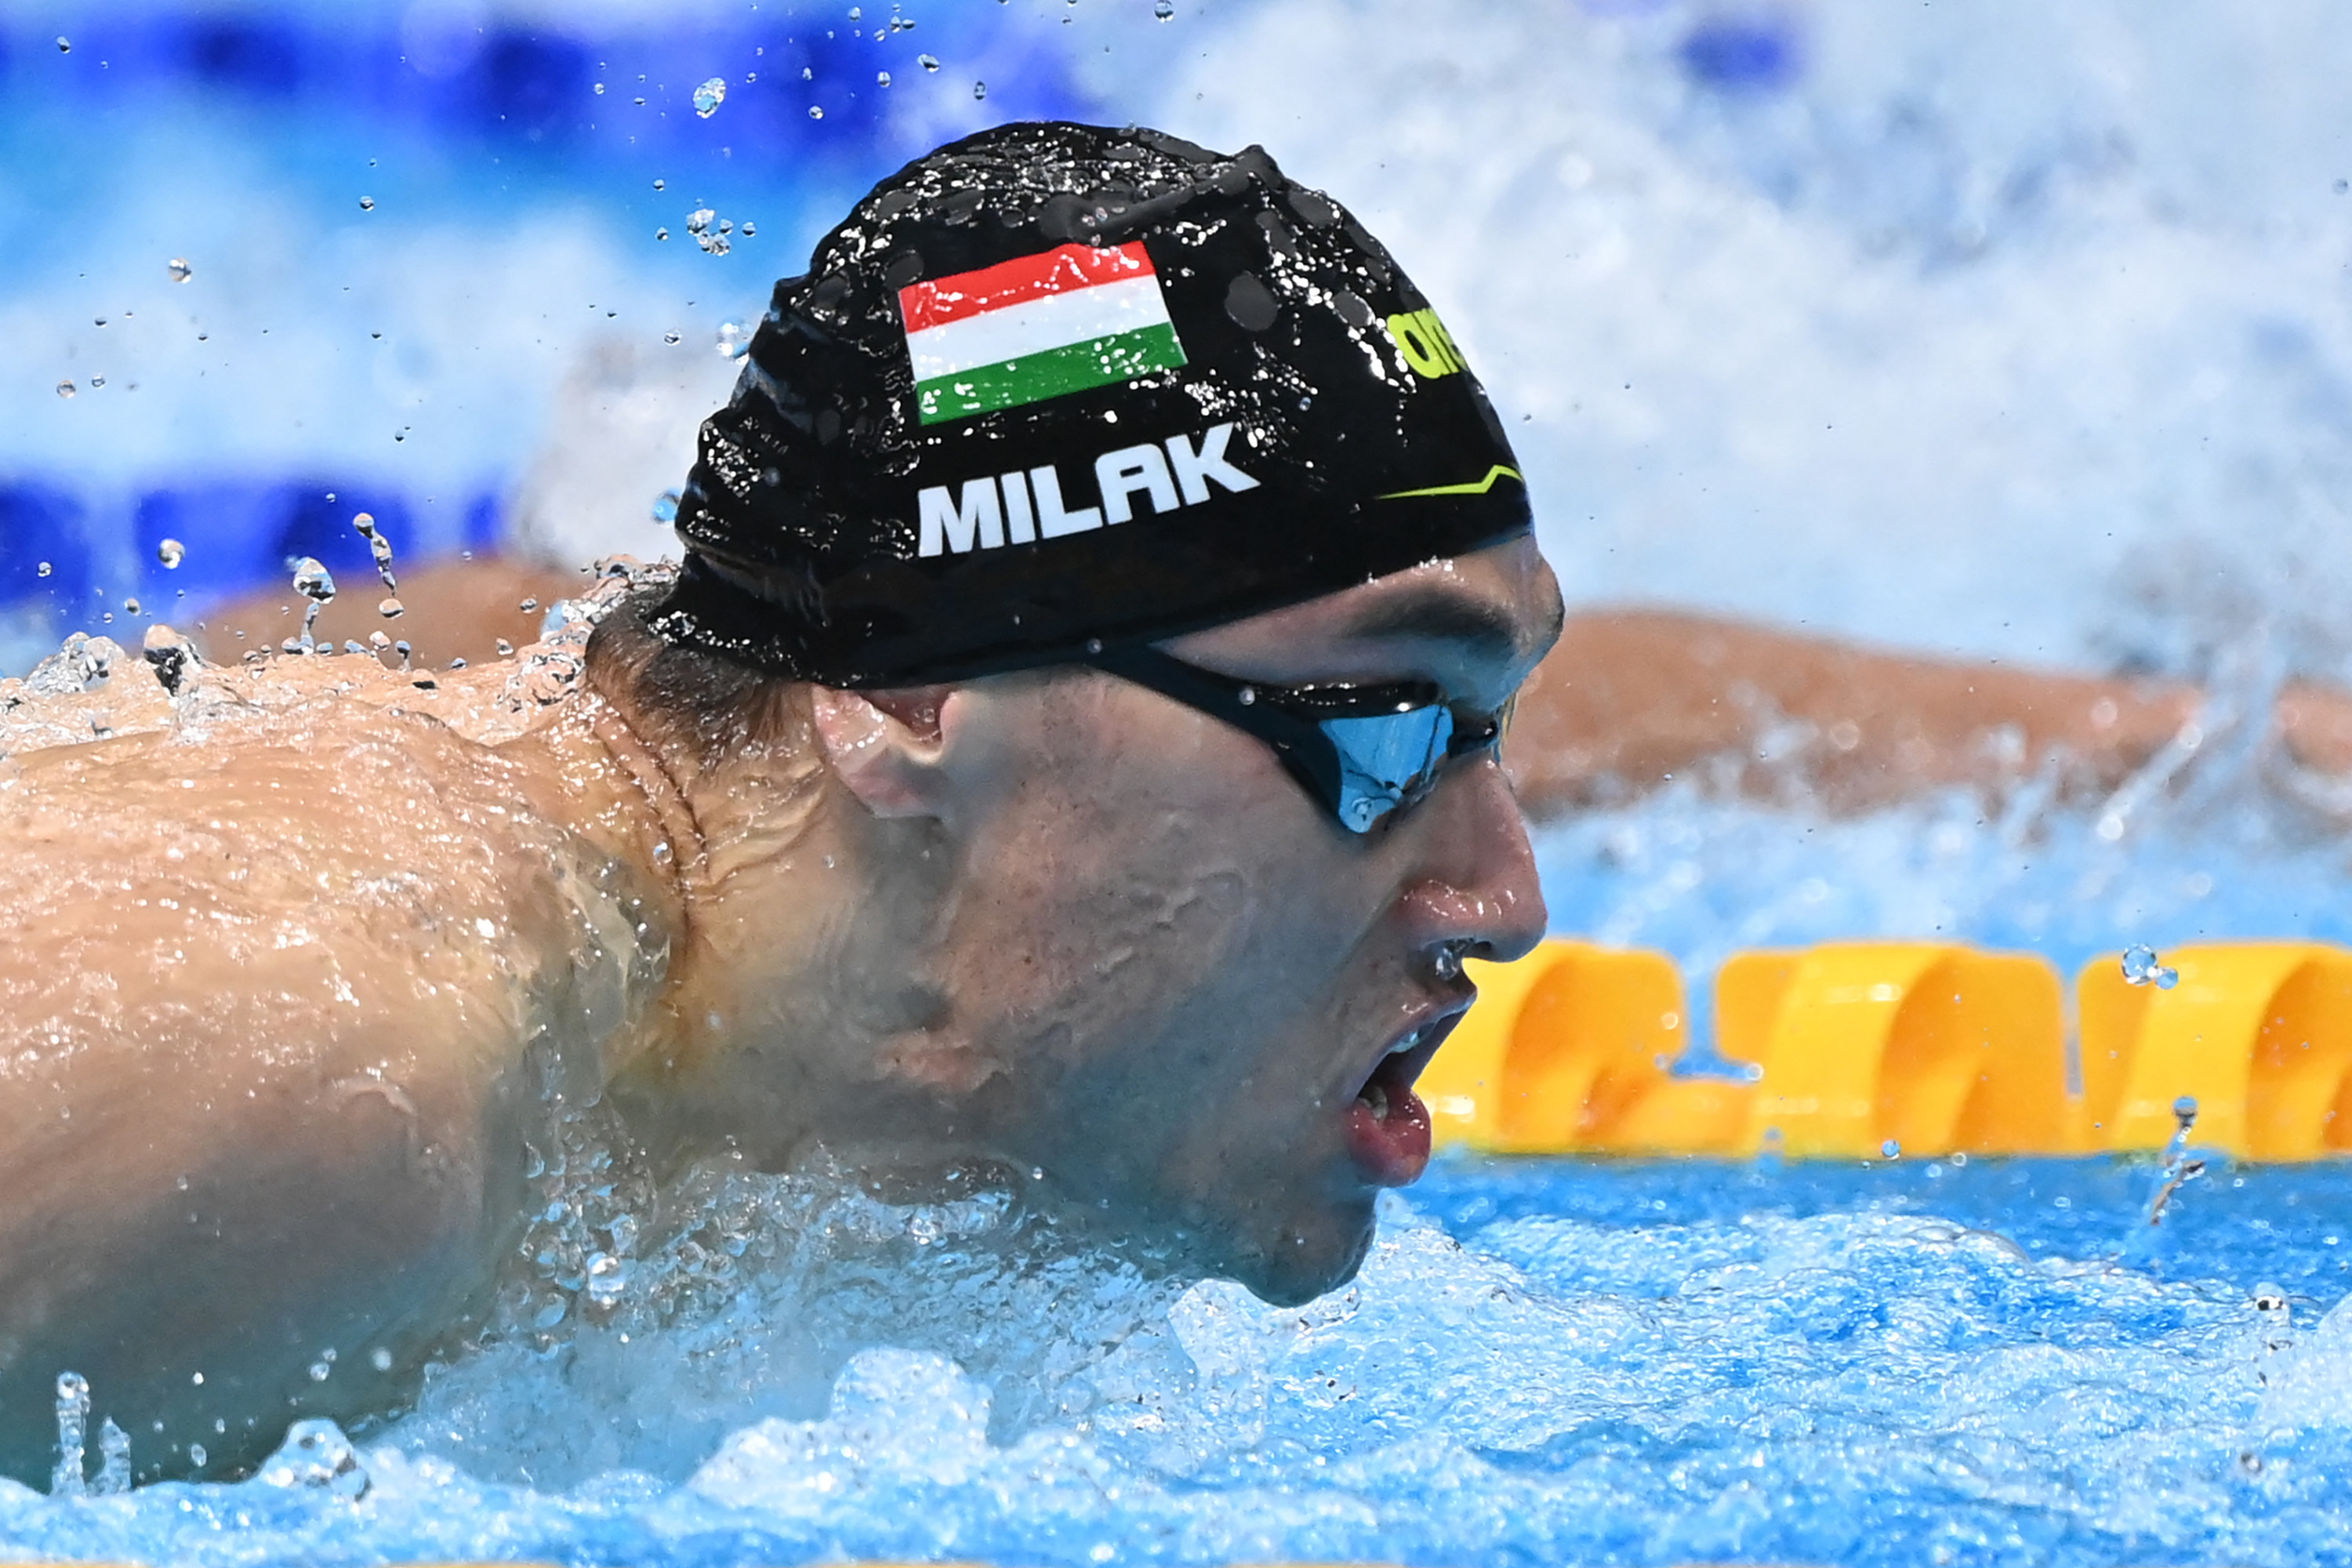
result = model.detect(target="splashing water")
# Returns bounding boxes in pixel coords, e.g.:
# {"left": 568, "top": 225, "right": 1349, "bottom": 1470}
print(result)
{"left": 286, "top": 556, "right": 334, "bottom": 651}
{"left": 692, "top": 77, "right": 727, "bottom": 118}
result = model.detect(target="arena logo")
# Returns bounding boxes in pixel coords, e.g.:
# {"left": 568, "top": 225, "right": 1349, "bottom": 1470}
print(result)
{"left": 915, "top": 422, "right": 1259, "bottom": 557}
{"left": 1385, "top": 307, "right": 1467, "bottom": 380}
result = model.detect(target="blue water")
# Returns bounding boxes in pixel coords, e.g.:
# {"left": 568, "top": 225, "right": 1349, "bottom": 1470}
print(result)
{"left": 9, "top": 1147, "right": 2352, "bottom": 1568}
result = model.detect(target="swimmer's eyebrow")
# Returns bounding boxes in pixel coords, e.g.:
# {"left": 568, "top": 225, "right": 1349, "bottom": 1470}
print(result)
{"left": 1336, "top": 585, "right": 1564, "bottom": 666}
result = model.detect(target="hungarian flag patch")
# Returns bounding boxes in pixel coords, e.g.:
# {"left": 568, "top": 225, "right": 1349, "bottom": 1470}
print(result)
{"left": 898, "top": 241, "right": 1189, "bottom": 425}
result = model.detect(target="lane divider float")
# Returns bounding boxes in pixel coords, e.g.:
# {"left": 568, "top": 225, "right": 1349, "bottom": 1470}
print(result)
{"left": 1422, "top": 940, "right": 2352, "bottom": 1160}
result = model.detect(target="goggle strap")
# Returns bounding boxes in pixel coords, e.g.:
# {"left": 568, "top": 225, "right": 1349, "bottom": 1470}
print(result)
{"left": 1085, "top": 644, "right": 1348, "bottom": 811}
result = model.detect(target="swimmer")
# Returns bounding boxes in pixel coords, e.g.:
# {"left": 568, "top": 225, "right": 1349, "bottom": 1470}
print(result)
{"left": 0, "top": 124, "right": 1559, "bottom": 1484}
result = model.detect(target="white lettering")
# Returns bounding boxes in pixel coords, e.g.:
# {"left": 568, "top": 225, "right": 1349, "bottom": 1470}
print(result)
{"left": 1163, "top": 422, "right": 1259, "bottom": 506}
{"left": 1030, "top": 463, "right": 1104, "bottom": 538}
{"left": 1093, "top": 443, "right": 1181, "bottom": 525}
{"left": 917, "top": 477, "right": 1006, "bottom": 557}
{"left": 1000, "top": 470, "right": 1038, "bottom": 544}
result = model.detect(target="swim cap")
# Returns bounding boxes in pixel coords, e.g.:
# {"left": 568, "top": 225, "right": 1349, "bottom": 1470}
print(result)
{"left": 649, "top": 120, "right": 1531, "bottom": 687}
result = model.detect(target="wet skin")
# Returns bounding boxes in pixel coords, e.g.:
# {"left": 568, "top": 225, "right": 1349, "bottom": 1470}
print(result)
{"left": 0, "top": 534, "right": 1559, "bottom": 1483}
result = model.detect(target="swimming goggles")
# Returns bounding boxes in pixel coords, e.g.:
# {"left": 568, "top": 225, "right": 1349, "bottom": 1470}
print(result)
{"left": 1087, "top": 644, "right": 1512, "bottom": 833}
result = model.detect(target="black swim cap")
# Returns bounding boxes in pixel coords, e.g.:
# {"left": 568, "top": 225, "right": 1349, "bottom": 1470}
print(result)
{"left": 649, "top": 120, "right": 1531, "bottom": 688}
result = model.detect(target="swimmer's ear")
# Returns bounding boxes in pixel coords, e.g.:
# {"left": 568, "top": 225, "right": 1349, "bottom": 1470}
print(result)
{"left": 809, "top": 684, "right": 957, "bottom": 819}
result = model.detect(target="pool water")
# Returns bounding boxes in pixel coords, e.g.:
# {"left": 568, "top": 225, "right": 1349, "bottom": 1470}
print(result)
{"left": 8, "top": 1142, "right": 2352, "bottom": 1568}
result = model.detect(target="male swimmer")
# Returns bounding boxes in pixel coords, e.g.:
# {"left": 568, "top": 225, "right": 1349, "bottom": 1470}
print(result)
{"left": 0, "top": 123, "right": 1559, "bottom": 1484}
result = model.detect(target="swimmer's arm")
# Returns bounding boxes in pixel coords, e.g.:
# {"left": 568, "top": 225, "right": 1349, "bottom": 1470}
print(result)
{"left": 0, "top": 724, "right": 597, "bottom": 1483}
{"left": 1504, "top": 608, "right": 2267, "bottom": 817}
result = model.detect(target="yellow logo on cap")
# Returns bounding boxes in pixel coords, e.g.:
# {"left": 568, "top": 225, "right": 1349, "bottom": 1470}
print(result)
{"left": 1386, "top": 307, "right": 1467, "bottom": 379}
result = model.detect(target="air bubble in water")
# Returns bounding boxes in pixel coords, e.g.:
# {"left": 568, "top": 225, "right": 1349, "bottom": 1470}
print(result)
{"left": 715, "top": 321, "right": 751, "bottom": 357}
{"left": 2122, "top": 943, "right": 2180, "bottom": 990}
{"left": 655, "top": 227, "right": 669, "bottom": 241}
{"left": 56, "top": 380, "right": 74, "bottom": 398}
{"left": 378, "top": 596, "right": 404, "bottom": 619}
{"left": 663, "top": 330, "right": 682, "bottom": 344}
{"left": 123, "top": 597, "right": 140, "bottom": 615}
{"left": 693, "top": 77, "right": 726, "bottom": 117}
{"left": 496, "top": 638, "right": 515, "bottom": 656}
{"left": 1880, "top": 1138, "right": 1901, "bottom": 1159}
{"left": 157, "top": 538, "right": 184, "bottom": 568}
{"left": 358, "top": 195, "right": 375, "bottom": 211}
{"left": 652, "top": 490, "right": 681, "bottom": 523}
{"left": 168, "top": 257, "right": 193, "bottom": 282}
{"left": 972, "top": 80, "right": 986, "bottom": 100}
{"left": 89, "top": 376, "right": 105, "bottom": 389}
{"left": 877, "top": 70, "right": 891, "bottom": 86}
{"left": 918, "top": 53, "right": 940, "bottom": 71}
{"left": 38, "top": 561, "right": 53, "bottom": 576}
{"left": 188, "top": 1443, "right": 207, "bottom": 1468}
{"left": 308, "top": 1359, "right": 332, "bottom": 1382}
{"left": 801, "top": 65, "right": 814, "bottom": 80}
{"left": 653, "top": 177, "right": 666, "bottom": 190}
{"left": 1155, "top": 0, "right": 1174, "bottom": 16}
{"left": 808, "top": 104, "right": 824, "bottom": 120}
{"left": 369, "top": 1347, "right": 394, "bottom": 1371}
{"left": 56, "top": 35, "right": 69, "bottom": 51}
{"left": 740, "top": 220, "right": 755, "bottom": 236}
{"left": 51, "top": 1372, "right": 89, "bottom": 1498}
{"left": 585, "top": 1250, "right": 630, "bottom": 1305}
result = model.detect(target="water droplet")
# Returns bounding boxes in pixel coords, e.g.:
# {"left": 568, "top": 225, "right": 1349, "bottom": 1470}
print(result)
{"left": 291, "top": 557, "right": 336, "bottom": 604}
{"left": 518, "top": 597, "right": 539, "bottom": 612}
{"left": 715, "top": 321, "right": 751, "bottom": 357}
{"left": 358, "top": 195, "right": 375, "bottom": 211}
{"left": 496, "top": 638, "right": 515, "bottom": 657}
{"left": 307, "top": 1359, "right": 332, "bottom": 1382}
{"left": 653, "top": 177, "right": 666, "bottom": 190}
{"left": 801, "top": 65, "right": 815, "bottom": 80}
{"left": 88, "top": 376, "right": 105, "bottom": 389}
{"left": 877, "top": 70, "right": 891, "bottom": 86}
{"left": 122, "top": 597, "right": 140, "bottom": 615}
{"left": 972, "top": 80, "right": 986, "bottom": 100}
{"left": 808, "top": 104, "right": 825, "bottom": 120}
{"left": 157, "top": 538, "right": 184, "bottom": 568}
{"left": 37, "top": 561, "right": 52, "bottom": 576}
{"left": 740, "top": 220, "right": 755, "bottom": 237}
{"left": 168, "top": 256, "right": 193, "bottom": 282}
{"left": 378, "top": 596, "right": 404, "bottom": 619}
{"left": 370, "top": 1347, "right": 394, "bottom": 1371}
{"left": 655, "top": 227, "right": 669, "bottom": 241}
{"left": 652, "top": 490, "right": 681, "bottom": 523}
{"left": 2122, "top": 943, "right": 2180, "bottom": 990}
{"left": 56, "top": 36, "right": 70, "bottom": 52}
{"left": 188, "top": 1443, "right": 207, "bottom": 1468}
{"left": 687, "top": 207, "right": 715, "bottom": 233}
{"left": 55, "top": 380, "right": 74, "bottom": 398}
{"left": 1880, "top": 1138, "right": 1902, "bottom": 1159}
{"left": 663, "top": 330, "right": 682, "bottom": 344}
{"left": 593, "top": 81, "right": 604, "bottom": 94}
{"left": 368, "top": 630, "right": 390, "bottom": 651}
{"left": 1155, "top": 0, "right": 1174, "bottom": 16}
{"left": 919, "top": 53, "right": 940, "bottom": 71}
{"left": 259, "top": 1419, "right": 368, "bottom": 1499}
{"left": 693, "top": 76, "right": 727, "bottom": 117}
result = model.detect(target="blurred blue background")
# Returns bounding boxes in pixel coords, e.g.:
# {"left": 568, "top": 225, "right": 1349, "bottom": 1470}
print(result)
{"left": 5, "top": 0, "right": 2352, "bottom": 688}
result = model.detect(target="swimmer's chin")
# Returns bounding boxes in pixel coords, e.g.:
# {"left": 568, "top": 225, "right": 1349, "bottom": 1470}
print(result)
{"left": 1178, "top": 1192, "right": 1381, "bottom": 1309}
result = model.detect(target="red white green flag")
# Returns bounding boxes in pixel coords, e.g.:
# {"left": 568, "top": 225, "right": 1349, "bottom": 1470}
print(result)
{"left": 898, "top": 241, "right": 1189, "bottom": 426}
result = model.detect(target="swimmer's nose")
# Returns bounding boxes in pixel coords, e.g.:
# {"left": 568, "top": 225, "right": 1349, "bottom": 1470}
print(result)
{"left": 1399, "top": 755, "right": 1547, "bottom": 967}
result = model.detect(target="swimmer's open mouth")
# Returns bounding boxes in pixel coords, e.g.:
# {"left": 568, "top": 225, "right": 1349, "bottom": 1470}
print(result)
{"left": 1343, "top": 1011, "right": 1461, "bottom": 1188}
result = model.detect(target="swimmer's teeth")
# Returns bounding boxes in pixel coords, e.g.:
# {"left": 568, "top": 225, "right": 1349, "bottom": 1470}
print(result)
{"left": 1363, "top": 1083, "right": 1390, "bottom": 1122}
